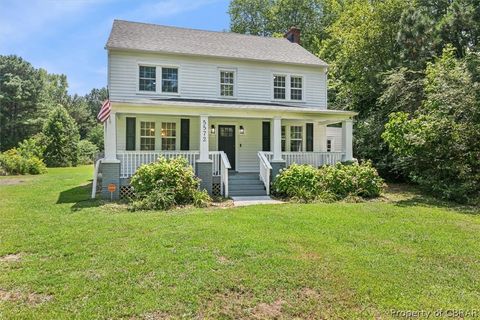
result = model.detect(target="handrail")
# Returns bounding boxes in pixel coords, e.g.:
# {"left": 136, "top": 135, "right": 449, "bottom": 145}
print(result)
{"left": 258, "top": 151, "right": 272, "bottom": 195}
{"left": 91, "top": 158, "right": 103, "bottom": 199}
{"left": 219, "top": 151, "right": 231, "bottom": 197}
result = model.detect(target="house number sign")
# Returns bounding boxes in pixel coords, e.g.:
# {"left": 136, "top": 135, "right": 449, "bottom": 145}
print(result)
{"left": 201, "top": 119, "right": 208, "bottom": 142}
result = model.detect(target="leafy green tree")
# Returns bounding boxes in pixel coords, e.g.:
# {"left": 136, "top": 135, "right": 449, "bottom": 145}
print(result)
{"left": 42, "top": 105, "right": 80, "bottom": 167}
{"left": 87, "top": 124, "right": 104, "bottom": 152}
{"left": 64, "top": 94, "right": 96, "bottom": 139}
{"left": 383, "top": 46, "right": 480, "bottom": 203}
{"left": 84, "top": 87, "right": 108, "bottom": 119}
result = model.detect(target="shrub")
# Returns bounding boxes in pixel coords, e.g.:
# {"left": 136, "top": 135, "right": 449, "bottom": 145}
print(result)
{"left": 318, "top": 161, "right": 385, "bottom": 199}
{"left": 192, "top": 189, "right": 211, "bottom": 208}
{"left": 272, "top": 164, "right": 321, "bottom": 201}
{"left": 272, "top": 161, "right": 385, "bottom": 202}
{"left": 130, "top": 157, "right": 210, "bottom": 210}
{"left": 18, "top": 136, "right": 45, "bottom": 159}
{"left": 78, "top": 140, "right": 98, "bottom": 165}
{"left": 0, "top": 148, "right": 47, "bottom": 175}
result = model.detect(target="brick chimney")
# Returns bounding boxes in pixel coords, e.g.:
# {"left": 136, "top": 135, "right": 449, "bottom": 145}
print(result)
{"left": 284, "top": 26, "right": 301, "bottom": 45}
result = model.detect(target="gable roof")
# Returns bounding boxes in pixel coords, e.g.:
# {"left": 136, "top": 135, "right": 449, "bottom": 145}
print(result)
{"left": 106, "top": 20, "right": 328, "bottom": 67}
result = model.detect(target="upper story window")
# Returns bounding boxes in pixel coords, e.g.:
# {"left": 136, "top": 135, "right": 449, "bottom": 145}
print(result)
{"left": 140, "top": 121, "right": 155, "bottom": 150}
{"left": 290, "top": 76, "right": 303, "bottom": 100}
{"left": 273, "top": 75, "right": 286, "bottom": 99}
{"left": 162, "top": 68, "right": 178, "bottom": 93}
{"left": 139, "top": 66, "right": 156, "bottom": 92}
{"left": 220, "top": 70, "right": 235, "bottom": 97}
{"left": 161, "top": 122, "right": 176, "bottom": 150}
{"left": 273, "top": 74, "right": 304, "bottom": 101}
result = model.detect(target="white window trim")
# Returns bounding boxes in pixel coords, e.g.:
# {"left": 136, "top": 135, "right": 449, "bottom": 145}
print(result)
{"left": 218, "top": 68, "right": 237, "bottom": 99}
{"left": 271, "top": 73, "right": 306, "bottom": 102}
{"left": 290, "top": 75, "right": 304, "bottom": 101}
{"left": 289, "top": 125, "right": 304, "bottom": 152}
{"left": 136, "top": 63, "right": 180, "bottom": 96}
{"left": 139, "top": 121, "right": 156, "bottom": 151}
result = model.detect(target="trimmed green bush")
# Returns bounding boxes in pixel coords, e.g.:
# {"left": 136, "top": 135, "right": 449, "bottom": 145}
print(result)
{"left": 272, "top": 161, "right": 385, "bottom": 202}
{"left": 0, "top": 148, "right": 47, "bottom": 175}
{"left": 130, "top": 157, "right": 211, "bottom": 210}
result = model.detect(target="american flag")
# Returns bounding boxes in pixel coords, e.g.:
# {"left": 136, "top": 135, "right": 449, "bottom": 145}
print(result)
{"left": 97, "top": 100, "right": 111, "bottom": 123}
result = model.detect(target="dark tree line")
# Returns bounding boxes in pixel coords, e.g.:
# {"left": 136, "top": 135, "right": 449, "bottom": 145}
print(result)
{"left": 0, "top": 55, "right": 107, "bottom": 152}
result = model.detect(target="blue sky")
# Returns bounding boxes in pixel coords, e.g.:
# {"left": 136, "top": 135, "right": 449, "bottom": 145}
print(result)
{"left": 0, "top": 0, "right": 231, "bottom": 95}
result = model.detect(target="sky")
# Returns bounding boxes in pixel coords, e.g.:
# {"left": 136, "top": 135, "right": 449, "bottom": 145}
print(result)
{"left": 0, "top": 0, "right": 231, "bottom": 95}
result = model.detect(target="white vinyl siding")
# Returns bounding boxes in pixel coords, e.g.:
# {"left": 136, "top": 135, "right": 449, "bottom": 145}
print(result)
{"left": 109, "top": 51, "right": 327, "bottom": 108}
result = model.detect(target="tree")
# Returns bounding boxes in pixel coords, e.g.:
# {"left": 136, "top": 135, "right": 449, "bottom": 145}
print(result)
{"left": 42, "top": 105, "right": 80, "bottom": 167}
{"left": 383, "top": 46, "right": 480, "bottom": 203}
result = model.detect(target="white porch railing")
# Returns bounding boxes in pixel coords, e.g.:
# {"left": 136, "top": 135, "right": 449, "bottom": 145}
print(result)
{"left": 116, "top": 150, "right": 230, "bottom": 196}
{"left": 258, "top": 151, "right": 272, "bottom": 195}
{"left": 264, "top": 151, "right": 344, "bottom": 167}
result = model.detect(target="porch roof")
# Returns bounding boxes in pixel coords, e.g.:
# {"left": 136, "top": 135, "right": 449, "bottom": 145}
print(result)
{"left": 111, "top": 98, "right": 357, "bottom": 122}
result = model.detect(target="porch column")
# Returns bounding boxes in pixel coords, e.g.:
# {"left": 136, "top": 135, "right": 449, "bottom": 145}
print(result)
{"left": 271, "top": 116, "right": 286, "bottom": 181}
{"left": 342, "top": 119, "right": 353, "bottom": 161}
{"left": 272, "top": 116, "right": 283, "bottom": 161}
{"left": 104, "top": 112, "right": 117, "bottom": 161}
{"left": 196, "top": 115, "right": 213, "bottom": 195}
{"left": 101, "top": 112, "right": 120, "bottom": 200}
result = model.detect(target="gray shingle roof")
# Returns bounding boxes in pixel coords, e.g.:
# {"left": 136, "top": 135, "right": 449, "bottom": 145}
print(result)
{"left": 106, "top": 20, "right": 328, "bottom": 67}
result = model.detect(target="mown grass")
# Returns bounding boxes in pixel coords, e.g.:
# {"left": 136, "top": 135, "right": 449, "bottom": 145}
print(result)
{"left": 0, "top": 166, "right": 479, "bottom": 319}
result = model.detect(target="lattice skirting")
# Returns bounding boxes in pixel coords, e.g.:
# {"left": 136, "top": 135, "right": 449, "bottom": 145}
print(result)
{"left": 120, "top": 185, "right": 135, "bottom": 199}
{"left": 212, "top": 183, "right": 221, "bottom": 196}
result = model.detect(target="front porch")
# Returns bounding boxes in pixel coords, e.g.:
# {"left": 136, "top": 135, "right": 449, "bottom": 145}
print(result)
{"left": 97, "top": 100, "right": 356, "bottom": 199}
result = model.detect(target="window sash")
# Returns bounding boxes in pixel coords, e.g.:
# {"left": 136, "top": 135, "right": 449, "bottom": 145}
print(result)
{"left": 281, "top": 125, "right": 286, "bottom": 152}
{"left": 290, "top": 126, "right": 303, "bottom": 151}
{"left": 290, "top": 76, "right": 303, "bottom": 100}
{"left": 273, "top": 75, "right": 286, "bottom": 99}
{"left": 161, "top": 122, "right": 176, "bottom": 150}
{"left": 140, "top": 121, "right": 155, "bottom": 151}
{"left": 327, "top": 139, "right": 332, "bottom": 152}
{"left": 139, "top": 66, "right": 156, "bottom": 92}
{"left": 161, "top": 68, "right": 178, "bottom": 93}
{"left": 220, "top": 71, "right": 235, "bottom": 97}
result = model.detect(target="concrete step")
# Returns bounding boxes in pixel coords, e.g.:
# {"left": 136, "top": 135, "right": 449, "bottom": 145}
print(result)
{"left": 229, "top": 173, "right": 260, "bottom": 181}
{"left": 229, "top": 184, "right": 265, "bottom": 191}
{"left": 229, "top": 178, "right": 264, "bottom": 185}
{"left": 229, "top": 189, "right": 267, "bottom": 197}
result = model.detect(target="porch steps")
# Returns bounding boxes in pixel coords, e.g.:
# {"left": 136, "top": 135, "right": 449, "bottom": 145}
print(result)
{"left": 228, "top": 172, "right": 267, "bottom": 197}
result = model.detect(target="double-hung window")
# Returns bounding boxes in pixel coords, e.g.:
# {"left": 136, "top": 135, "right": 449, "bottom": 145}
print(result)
{"left": 220, "top": 70, "right": 235, "bottom": 97}
{"left": 290, "top": 126, "right": 303, "bottom": 151}
{"left": 161, "top": 122, "right": 176, "bottom": 150}
{"left": 273, "top": 75, "right": 286, "bottom": 99}
{"left": 290, "top": 76, "right": 303, "bottom": 100}
{"left": 327, "top": 139, "right": 332, "bottom": 152}
{"left": 281, "top": 126, "right": 286, "bottom": 151}
{"left": 139, "top": 66, "right": 156, "bottom": 92}
{"left": 161, "top": 68, "right": 178, "bottom": 93}
{"left": 140, "top": 121, "right": 155, "bottom": 150}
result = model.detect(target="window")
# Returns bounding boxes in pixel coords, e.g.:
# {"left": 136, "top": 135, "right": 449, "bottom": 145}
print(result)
{"left": 139, "top": 66, "right": 156, "bottom": 92}
{"left": 140, "top": 121, "right": 155, "bottom": 150}
{"left": 281, "top": 126, "right": 286, "bottom": 152}
{"left": 290, "top": 126, "right": 303, "bottom": 151}
{"left": 220, "top": 70, "right": 235, "bottom": 97}
{"left": 161, "top": 68, "right": 178, "bottom": 93}
{"left": 273, "top": 75, "right": 286, "bottom": 99}
{"left": 161, "top": 122, "right": 176, "bottom": 150}
{"left": 327, "top": 139, "right": 332, "bottom": 152}
{"left": 290, "top": 76, "right": 303, "bottom": 100}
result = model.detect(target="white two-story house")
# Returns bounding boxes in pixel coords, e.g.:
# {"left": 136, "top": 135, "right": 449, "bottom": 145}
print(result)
{"left": 98, "top": 20, "right": 356, "bottom": 199}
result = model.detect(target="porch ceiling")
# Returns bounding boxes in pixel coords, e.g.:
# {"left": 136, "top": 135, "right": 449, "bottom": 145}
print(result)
{"left": 111, "top": 98, "right": 357, "bottom": 121}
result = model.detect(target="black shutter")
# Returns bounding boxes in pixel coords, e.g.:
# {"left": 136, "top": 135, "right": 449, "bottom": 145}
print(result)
{"left": 262, "top": 121, "right": 271, "bottom": 151}
{"left": 181, "top": 119, "right": 190, "bottom": 150}
{"left": 306, "top": 123, "right": 314, "bottom": 151}
{"left": 126, "top": 117, "right": 136, "bottom": 151}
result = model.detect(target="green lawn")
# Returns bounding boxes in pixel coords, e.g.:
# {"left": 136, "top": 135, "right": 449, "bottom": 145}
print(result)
{"left": 1, "top": 166, "right": 479, "bottom": 319}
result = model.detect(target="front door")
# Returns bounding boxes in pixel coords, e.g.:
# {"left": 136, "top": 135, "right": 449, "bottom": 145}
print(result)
{"left": 218, "top": 125, "right": 236, "bottom": 170}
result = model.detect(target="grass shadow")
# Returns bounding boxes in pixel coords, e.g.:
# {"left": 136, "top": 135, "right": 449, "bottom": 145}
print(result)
{"left": 386, "top": 183, "right": 480, "bottom": 215}
{"left": 56, "top": 181, "right": 104, "bottom": 212}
